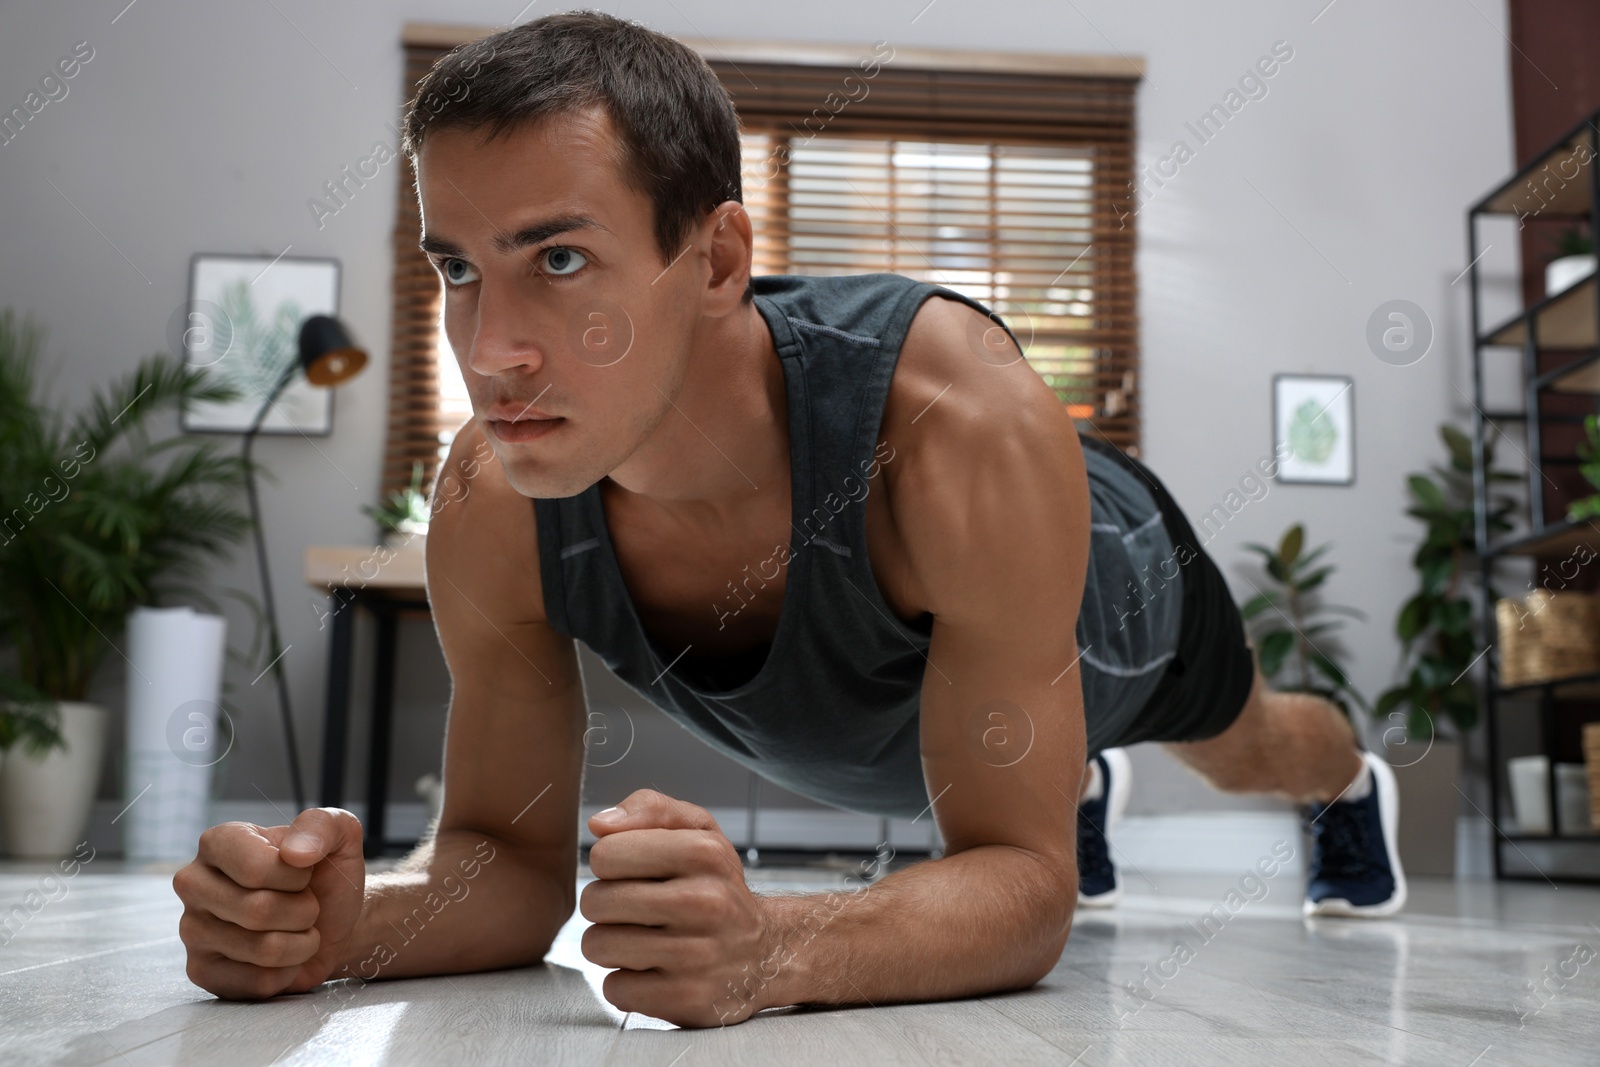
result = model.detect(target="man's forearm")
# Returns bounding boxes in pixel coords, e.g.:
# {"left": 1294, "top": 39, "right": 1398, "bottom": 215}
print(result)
{"left": 330, "top": 828, "right": 573, "bottom": 984}
{"left": 734, "top": 845, "right": 1075, "bottom": 1019}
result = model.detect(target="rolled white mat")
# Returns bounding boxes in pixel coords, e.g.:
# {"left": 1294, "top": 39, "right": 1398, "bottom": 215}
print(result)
{"left": 123, "top": 606, "right": 228, "bottom": 863}
{"left": 125, "top": 607, "right": 227, "bottom": 754}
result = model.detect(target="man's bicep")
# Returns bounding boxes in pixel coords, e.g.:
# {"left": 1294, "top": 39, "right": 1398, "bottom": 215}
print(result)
{"left": 904, "top": 404, "right": 1091, "bottom": 864}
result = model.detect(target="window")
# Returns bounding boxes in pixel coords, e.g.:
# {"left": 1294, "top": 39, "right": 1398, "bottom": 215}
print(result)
{"left": 435, "top": 317, "right": 473, "bottom": 434}
{"left": 383, "top": 27, "right": 1142, "bottom": 497}
{"left": 741, "top": 132, "right": 1109, "bottom": 427}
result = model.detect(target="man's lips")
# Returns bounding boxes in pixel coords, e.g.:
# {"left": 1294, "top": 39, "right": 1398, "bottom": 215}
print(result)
{"left": 485, "top": 402, "right": 560, "bottom": 422}
{"left": 486, "top": 412, "right": 564, "bottom": 443}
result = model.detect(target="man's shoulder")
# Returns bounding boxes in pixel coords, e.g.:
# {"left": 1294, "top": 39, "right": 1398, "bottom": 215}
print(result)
{"left": 886, "top": 292, "right": 1078, "bottom": 469}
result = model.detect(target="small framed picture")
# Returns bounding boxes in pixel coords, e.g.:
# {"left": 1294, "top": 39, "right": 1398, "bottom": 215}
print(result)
{"left": 1273, "top": 374, "right": 1354, "bottom": 485}
{"left": 178, "top": 253, "right": 341, "bottom": 435}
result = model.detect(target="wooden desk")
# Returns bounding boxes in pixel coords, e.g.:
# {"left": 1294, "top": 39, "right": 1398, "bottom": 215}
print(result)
{"left": 304, "top": 542, "right": 429, "bottom": 857}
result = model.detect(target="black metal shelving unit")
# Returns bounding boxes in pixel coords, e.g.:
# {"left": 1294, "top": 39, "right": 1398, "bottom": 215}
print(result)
{"left": 1467, "top": 107, "right": 1600, "bottom": 883}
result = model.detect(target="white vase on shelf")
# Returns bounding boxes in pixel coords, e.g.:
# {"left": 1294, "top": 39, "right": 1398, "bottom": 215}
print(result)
{"left": 1545, "top": 253, "right": 1596, "bottom": 298}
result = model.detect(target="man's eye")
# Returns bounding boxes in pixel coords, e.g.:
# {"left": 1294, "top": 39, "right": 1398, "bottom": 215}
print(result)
{"left": 540, "top": 247, "right": 588, "bottom": 277}
{"left": 441, "top": 258, "right": 480, "bottom": 286}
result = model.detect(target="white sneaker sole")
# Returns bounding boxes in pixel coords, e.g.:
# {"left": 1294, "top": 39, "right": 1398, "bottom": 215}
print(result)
{"left": 1303, "top": 751, "right": 1408, "bottom": 919}
{"left": 1079, "top": 748, "right": 1132, "bottom": 908}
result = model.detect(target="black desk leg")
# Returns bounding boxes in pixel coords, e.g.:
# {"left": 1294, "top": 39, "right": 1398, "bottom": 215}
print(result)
{"left": 319, "top": 588, "right": 356, "bottom": 810}
{"left": 365, "top": 603, "right": 400, "bottom": 858}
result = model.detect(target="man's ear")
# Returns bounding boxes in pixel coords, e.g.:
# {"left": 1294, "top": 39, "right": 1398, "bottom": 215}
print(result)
{"left": 701, "top": 201, "right": 753, "bottom": 317}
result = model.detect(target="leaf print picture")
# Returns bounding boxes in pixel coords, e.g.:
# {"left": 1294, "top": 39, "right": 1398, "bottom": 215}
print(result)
{"left": 1273, "top": 374, "right": 1354, "bottom": 485}
{"left": 178, "top": 253, "right": 341, "bottom": 434}
{"left": 1287, "top": 398, "right": 1337, "bottom": 463}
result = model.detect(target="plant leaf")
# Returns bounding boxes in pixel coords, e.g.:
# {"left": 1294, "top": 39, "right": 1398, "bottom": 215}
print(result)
{"left": 1408, "top": 474, "right": 1446, "bottom": 510}
{"left": 1397, "top": 594, "right": 1431, "bottom": 640}
{"left": 1239, "top": 592, "right": 1278, "bottom": 620}
{"left": 1278, "top": 524, "right": 1304, "bottom": 567}
{"left": 1297, "top": 565, "right": 1335, "bottom": 592}
{"left": 1310, "top": 651, "right": 1348, "bottom": 687}
{"left": 1256, "top": 630, "right": 1295, "bottom": 677}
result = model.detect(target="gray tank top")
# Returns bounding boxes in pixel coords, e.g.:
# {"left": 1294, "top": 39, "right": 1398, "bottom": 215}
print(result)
{"left": 534, "top": 273, "right": 1181, "bottom": 817}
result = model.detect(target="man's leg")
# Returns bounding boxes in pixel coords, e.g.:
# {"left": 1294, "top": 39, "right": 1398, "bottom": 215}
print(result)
{"left": 1160, "top": 659, "right": 1406, "bottom": 918}
{"left": 1158, "top": 663, "right": 1364, "bottom": 805}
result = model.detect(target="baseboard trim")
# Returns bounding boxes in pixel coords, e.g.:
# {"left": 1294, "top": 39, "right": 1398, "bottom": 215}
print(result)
{"left": 1456, "top": 814, "right": 1493, "bottom": 880}
{"left": 85, "top": 800, "right": 1318, "bottom": 875}
{"left": 81, "top": 799, "right": 948, "bottom": 856}
{"left": 1114, "top": 812, "right": 1306, "bottom": 878}
{"left": 74, "top": 800, "right": 1502, "bottom": 880}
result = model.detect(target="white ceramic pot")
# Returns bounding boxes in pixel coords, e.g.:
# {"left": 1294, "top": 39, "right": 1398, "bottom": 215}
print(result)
{"left": 1545, "top": 254, "right": 1596, "bottom": 298}
{"left": 0, "top": 701, "right": 108, "bottom": 859}
{"left": 1508, "top": 755, "right": 1550, "bottom": 834}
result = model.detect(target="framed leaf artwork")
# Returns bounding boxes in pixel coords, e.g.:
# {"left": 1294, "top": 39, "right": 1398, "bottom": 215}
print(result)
{"left": 1273, "top": 374, "right": 1354, "bottom": 486}
{"left": 177, "top": 253, "right": 342, "bottom": 434}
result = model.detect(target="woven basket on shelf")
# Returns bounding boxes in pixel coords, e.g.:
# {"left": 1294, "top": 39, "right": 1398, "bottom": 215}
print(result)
{"left": 1495, "top": 589, "right": 1600, "bottom": 688}
{"left": 1586, "top": 723, "right": 1600, "bottom": 832}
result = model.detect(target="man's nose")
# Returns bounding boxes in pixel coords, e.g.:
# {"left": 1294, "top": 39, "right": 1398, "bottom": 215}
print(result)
{"left": 465, "top": 271, "right": 548, "bottom": 377}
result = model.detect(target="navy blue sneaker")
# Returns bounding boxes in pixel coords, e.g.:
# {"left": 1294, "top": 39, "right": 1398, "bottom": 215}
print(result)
{"left": 1078, "top": 748, "right": 1131, "bottom": 907}
{"left": 1303, "top": 751, "right": 1407, "bottom": 918}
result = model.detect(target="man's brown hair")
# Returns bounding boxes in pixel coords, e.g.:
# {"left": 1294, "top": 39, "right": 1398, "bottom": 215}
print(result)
{"left": 400, "top": 10, "right": 751, "bottom": 301}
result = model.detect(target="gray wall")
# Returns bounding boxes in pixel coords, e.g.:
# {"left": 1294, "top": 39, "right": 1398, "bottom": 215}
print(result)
{"left": 0, "top": 1, "right": 1516, "bottom": 824}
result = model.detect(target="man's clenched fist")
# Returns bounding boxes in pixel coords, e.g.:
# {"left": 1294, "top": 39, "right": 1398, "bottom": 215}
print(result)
{"left": 173, "top": 807, "right": 366, "bottom": 1000}
{"left": 580, "top": 789, "right": 777, "bottom": 1028}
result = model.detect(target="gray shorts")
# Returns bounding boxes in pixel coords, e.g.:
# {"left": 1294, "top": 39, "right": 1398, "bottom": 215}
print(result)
{"left": 1079, "top": 436, "right": 1256, "bottom": 746}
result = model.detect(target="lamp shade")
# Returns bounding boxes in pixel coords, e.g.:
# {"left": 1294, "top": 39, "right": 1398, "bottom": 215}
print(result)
{"left": 298, "top": 314, "right": 368, "bottom": 386}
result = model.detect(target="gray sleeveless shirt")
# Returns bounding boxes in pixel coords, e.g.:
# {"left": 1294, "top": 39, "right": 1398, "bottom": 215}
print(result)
{"left": 533, "top": 273, "right": 1181, "bottom": 818}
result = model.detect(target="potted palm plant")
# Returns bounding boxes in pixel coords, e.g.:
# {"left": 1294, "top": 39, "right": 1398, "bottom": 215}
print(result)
{"left": 0, "top": 309, "right": 251, "bottom": 857}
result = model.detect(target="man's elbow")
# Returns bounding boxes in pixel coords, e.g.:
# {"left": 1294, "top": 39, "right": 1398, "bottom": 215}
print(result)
{"left": 1002, "top": 848, "right": 1077, "bottom": 987}
{"left": 1019, "top": 903, "right": 1074, "bottom": 986}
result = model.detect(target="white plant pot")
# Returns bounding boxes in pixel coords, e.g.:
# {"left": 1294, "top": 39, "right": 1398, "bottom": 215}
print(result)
{"left": 0, "top": 701, "right": 108, "bottom": 859}
{"left": 1545, "top": 254, "right": 1597, "bottom": 297}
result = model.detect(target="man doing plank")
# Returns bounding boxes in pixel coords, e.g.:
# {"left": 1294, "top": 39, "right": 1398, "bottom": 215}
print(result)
{"left": 173, "top": 11, "right": 1404, "bottom": 1029}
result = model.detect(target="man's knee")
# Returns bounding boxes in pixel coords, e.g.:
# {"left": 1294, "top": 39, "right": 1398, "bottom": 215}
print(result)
{"left": 1189, "top": 755, "right": 1270, "bottom": 794}
{"left": 1161, "top": 701, "right": 1272, "bottom": 792}
{"left": 1171, "top": 748, "right": 1267, "bottom": 796}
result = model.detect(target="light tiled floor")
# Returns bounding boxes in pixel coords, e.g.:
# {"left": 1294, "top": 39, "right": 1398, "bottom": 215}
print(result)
{"left": 2, "top": 859, "right": 1597, "bottom": 1066}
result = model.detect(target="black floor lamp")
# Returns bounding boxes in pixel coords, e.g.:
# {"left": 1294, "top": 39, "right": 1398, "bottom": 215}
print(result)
{"left": 241, "top": 315, "right": 367, "bottom": 812}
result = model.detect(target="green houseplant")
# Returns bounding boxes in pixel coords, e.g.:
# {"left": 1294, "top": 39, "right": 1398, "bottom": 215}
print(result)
{"left": 1374, "top": 424, "right": 1517, "bottom": 741}
{"left": 1553, "top": 226, "right": 1594, "bottom": 259}
{"left": 0, "top": 308, "right": 252, "bottom": 855}
{"left": 362, "top": 459, "right": 430, "bottom": 543}
{"left": 1370, "top": 423, "right": 1517, "bottom": 876}
{"left": 1239, "top": 523, "right": 1370, "bottom": 719}
{"left": 1570, "top": 413, "right": 1600, "bottom": 522}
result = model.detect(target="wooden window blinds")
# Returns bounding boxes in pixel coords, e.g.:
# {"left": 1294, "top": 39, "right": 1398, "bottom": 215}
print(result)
{"left": 383, "top": 29, "right": 1142, "bottom": 496}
